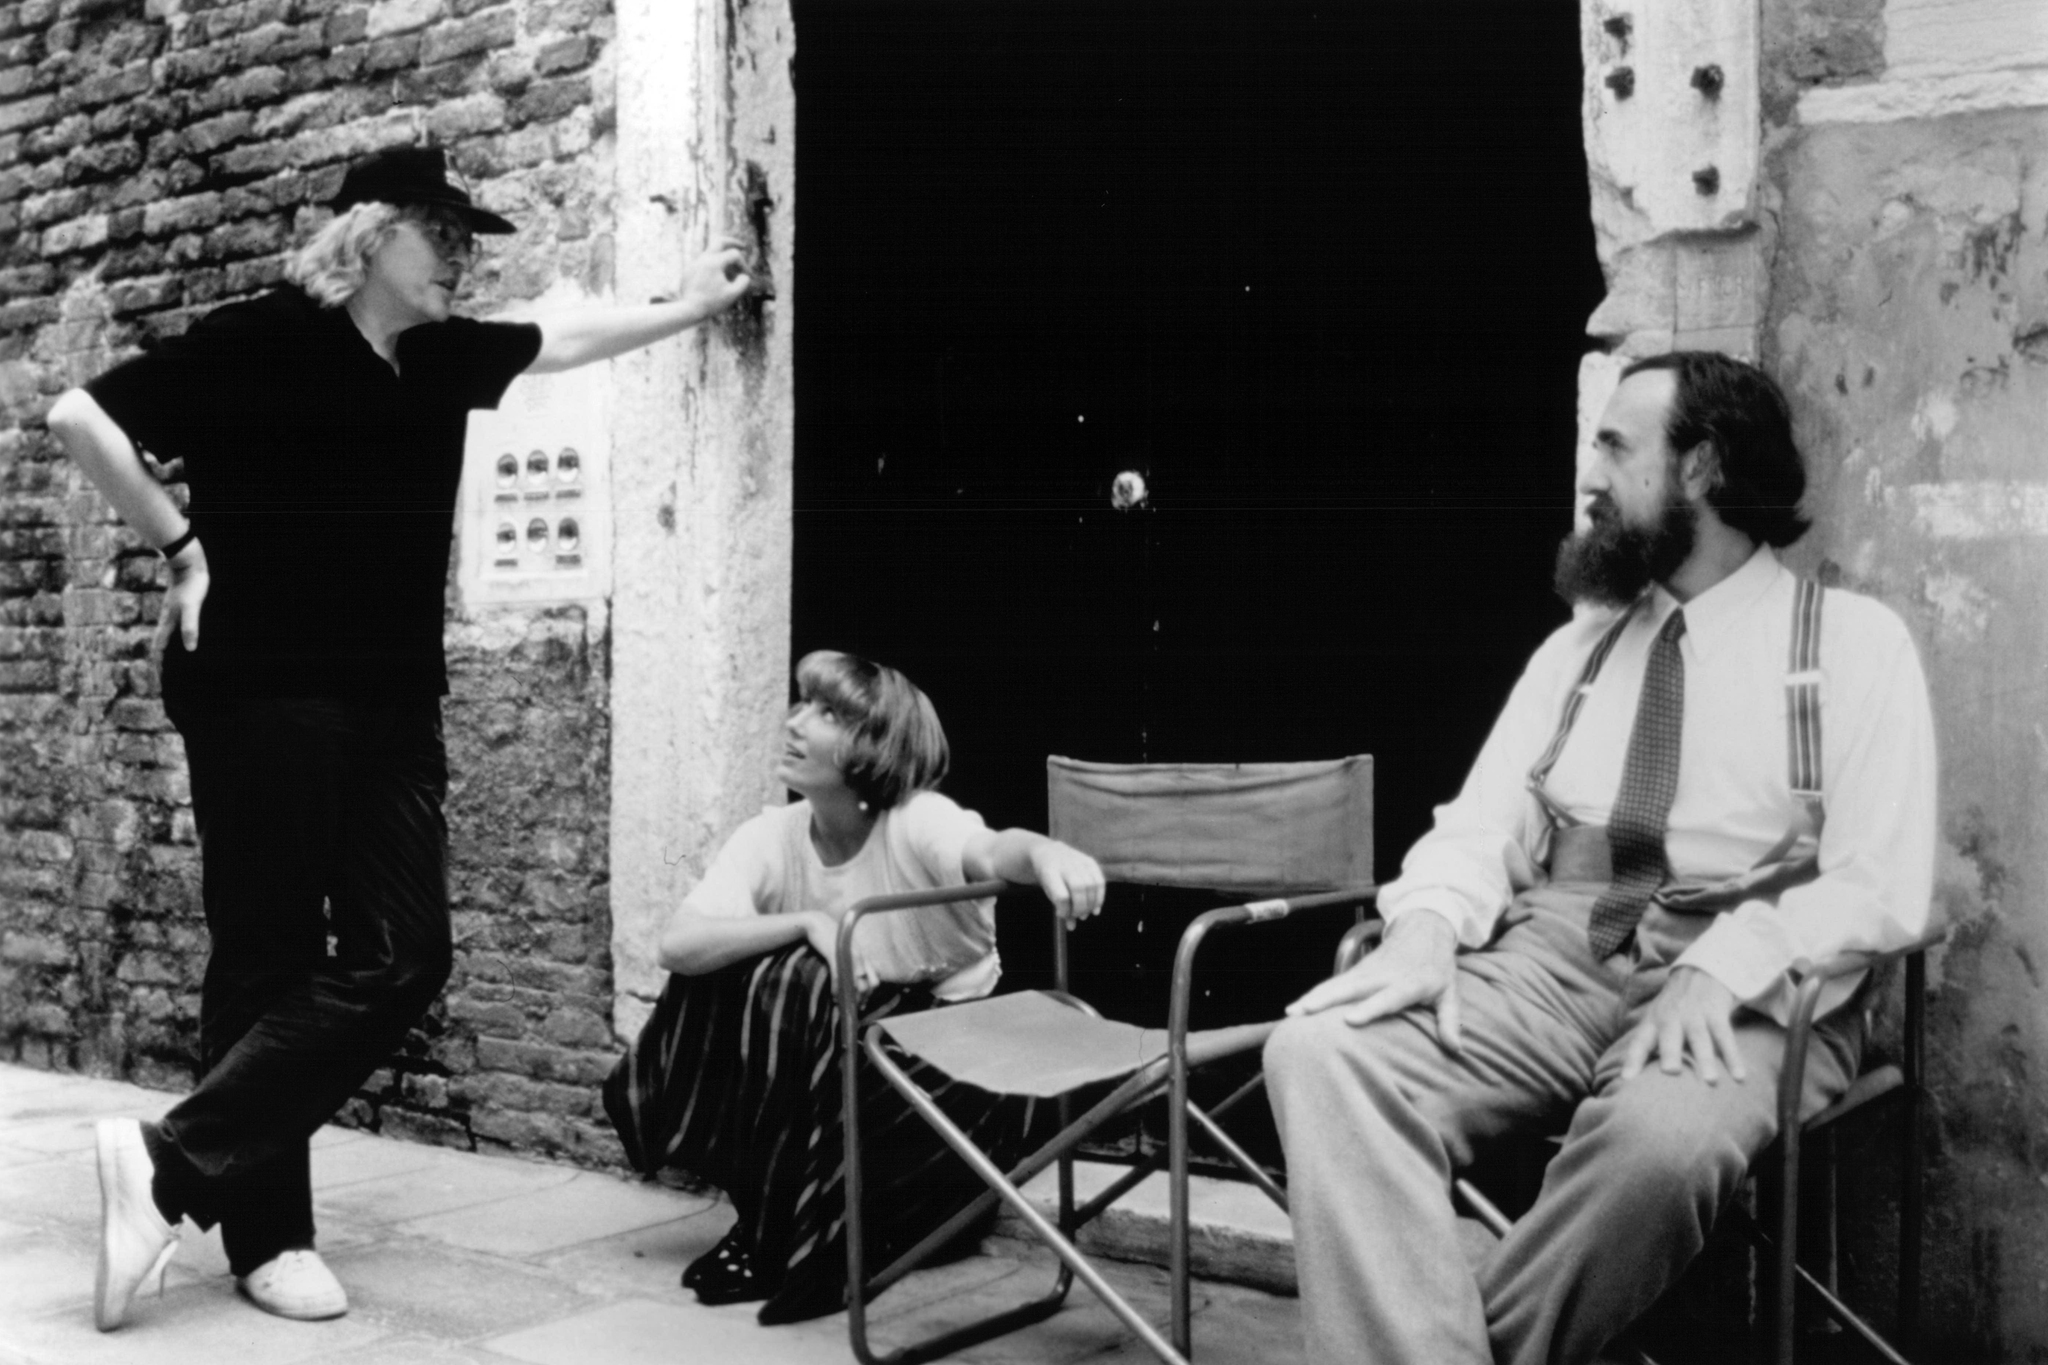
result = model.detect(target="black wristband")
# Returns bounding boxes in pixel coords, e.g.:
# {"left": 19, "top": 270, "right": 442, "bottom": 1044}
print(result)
{"left": 157, "top": 525, "right": 197, "bottom": 559}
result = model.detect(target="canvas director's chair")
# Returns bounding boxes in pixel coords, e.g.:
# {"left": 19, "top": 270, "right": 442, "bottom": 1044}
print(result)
{"left": 835, "top": 755, "right": 1375, "bottom": 1365}
{"left": 1443, "top": 930, "right": 1940, "bottom": 1365}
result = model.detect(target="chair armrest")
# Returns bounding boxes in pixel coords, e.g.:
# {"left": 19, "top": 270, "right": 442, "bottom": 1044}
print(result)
{"left": 836, "top": 881, "right": 1011, "bottom": 1027}
{"left": 1797, "top": 925, "right": 1947, "bottom": 987}
{"left": 1335, "top": 918, "right": 1384, "bottom": 975}
{"left": 1166, "top": 887, "right": 1378, "bottom": 1049}
{"left": 1776, "top": 927, "right": 1947, "bottom": 1143}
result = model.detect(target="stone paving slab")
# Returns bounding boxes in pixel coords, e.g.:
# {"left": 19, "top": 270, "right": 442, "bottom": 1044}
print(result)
{"left": 0, "top": 1239, "right": 101, "bottom": 1323}
{"left": 530, "top": 1200, "right": 733, "bottom": 1301}
{"left": 483, "top": 1297, "right": 854, "bottom": 1365}
{"left": 0, "top": 1077, "right": 159, "bottom": 1119}
{"left": 394, "top": 1169, "right": 708, "bottom": 1257}
{"left": 314, "top": 1147, "right": 584, "bottom": 1227}
{"left": 0, "top": 1062, "right": 1304, "bottom": 1365}
{"left": 0, "top": 1111, "right": 147, "bottom": 1156}
{"left": 1006, "top": 1160, "right": 1298, "bottom": 1294}
{"left": 0, "top": 1144, "right": 67, "bottom": 1170}
{"left": 861, "top": 1252, "right": 1035, "bottom": 1325}
{"left": 1, "top": 1278, "right": 392, "bottom": 1365}
{"left": 292, "top": 1335, "right": 530, "bottom": 1365}
{"left": 319, "top": 1236, "right": 605, "bottom": 1342}
{"left": 0, "top": 1150, "right": 100, "bottom": 1229}
{"left": 0, "top": 1070, "right": 68, "bottom": 1098}
{"left": 310, "top": 1131, "right": 448, "bottom": 1189}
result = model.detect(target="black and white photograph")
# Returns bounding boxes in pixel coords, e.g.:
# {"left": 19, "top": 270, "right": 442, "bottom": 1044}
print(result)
{"left": 0, "top": 1, "right": 2038, "bottom": 1362}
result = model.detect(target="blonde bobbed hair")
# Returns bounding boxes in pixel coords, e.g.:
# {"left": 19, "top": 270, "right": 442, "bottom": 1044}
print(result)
{"left": 794, "top": 651, "right": 950, "bottom": 810}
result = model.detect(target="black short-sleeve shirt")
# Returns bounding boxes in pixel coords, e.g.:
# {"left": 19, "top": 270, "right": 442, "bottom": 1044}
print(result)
{"left": 87, "top": 286, "right": 542, "bottom": 702}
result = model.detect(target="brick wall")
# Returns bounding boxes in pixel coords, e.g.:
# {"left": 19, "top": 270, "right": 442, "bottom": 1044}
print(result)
{"left": 0, "top": 0, "right": 629, "bottom": 1167}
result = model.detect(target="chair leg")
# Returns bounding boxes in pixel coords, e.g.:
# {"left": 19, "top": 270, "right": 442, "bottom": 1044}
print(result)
{"left": 1776, "top": 1143, "right": 1799, "bottom": 1365}
{"left": 1186, "top": 1090, "right": 1288, "bottom": 1211}
{"left": 1823, "top": 1129, "right": 1839, "bottom": 1297}
{"left": 1169, "top": 1044, "right": 1191, "bottom": 1359}
{"left": 1900, "top": 1104, "right": 1924, "bottom": 1352}
{"left": 1899, "top": 952, "right": 1926, "bottom": 1351}
{"left": 1070, "top": 1076, "right": 1285, "bottom": 1224}
{"left": 856, "top": 1030, "right": 1191, "bottom": 1365}
{"left": 844, "top": 1033, "right": 1075, "bottom": 1365}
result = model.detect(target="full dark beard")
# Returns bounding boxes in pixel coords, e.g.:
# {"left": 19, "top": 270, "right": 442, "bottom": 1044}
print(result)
{"left": 1552, "top": 494, "right": 1698, "bottom": 608}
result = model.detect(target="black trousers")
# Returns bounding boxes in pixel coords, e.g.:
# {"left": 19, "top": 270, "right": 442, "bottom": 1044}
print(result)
{"left": 154, "top": 694, "right": 453, "bottom": 1275}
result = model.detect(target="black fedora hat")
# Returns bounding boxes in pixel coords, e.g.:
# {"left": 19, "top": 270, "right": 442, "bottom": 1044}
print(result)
{"left": 330, "top": 145, "right": 516, "bottom": 234}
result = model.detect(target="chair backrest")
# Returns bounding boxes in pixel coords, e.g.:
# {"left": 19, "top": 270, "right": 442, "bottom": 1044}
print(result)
{"left": 1047, "top": 755, "right": 1373, "bottom": 897}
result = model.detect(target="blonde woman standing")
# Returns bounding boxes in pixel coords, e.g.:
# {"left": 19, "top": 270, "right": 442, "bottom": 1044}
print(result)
{"left": 49, "top": 145, "right": 751, "bottom": 1333}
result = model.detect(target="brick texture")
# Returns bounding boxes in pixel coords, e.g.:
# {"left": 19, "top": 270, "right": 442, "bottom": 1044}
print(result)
{"left": 0, "top": 0, "right": 625, "bottom": 1167}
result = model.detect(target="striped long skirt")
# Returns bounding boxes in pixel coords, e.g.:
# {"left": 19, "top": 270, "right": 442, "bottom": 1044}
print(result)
{"left": 603, "top": 944, "right": 1047, "bottom": 1322}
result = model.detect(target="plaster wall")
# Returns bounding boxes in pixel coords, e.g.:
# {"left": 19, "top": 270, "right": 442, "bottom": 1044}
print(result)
{"left": 1578, "top": 0, "right": 2048, "bottom": 1354}
{"left": 1767, "top": 45, "right": 2048, "bottom": 1365}
{"left": 606, "top": 0, "right": 793, "bottom": 1037}
{"left": 1797, "top": 0, "right": 2048, "bottom": 123}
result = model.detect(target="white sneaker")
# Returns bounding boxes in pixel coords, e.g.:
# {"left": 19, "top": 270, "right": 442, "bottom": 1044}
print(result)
{"left": 236, "top": 1249, "right": 349, "bottom": 1320}
{"left": 94, "top": 1118, "right": 181, "bottom": 1332}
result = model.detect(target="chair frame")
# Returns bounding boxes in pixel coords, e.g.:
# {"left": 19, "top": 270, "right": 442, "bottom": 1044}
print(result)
{"left": 837, "top": 879, "right": 1376, "bottom": 1365}
{"left": 1752, "top": 941, "right": 1929, "bottom": 1365}
{"left": 1447, "top": 934, "right": 1937, "bottom": 1365}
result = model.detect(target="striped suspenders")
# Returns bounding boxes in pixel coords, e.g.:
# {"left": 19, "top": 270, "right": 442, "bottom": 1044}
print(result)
{"left": 1526, "top": 602, "right": 1639, "bottom": 822}
{"left": 1786, "top": 576, "right": 1826, "bottom": 816}
{"left": 1527, "top": 578, "right": 1827, "bottom": 827}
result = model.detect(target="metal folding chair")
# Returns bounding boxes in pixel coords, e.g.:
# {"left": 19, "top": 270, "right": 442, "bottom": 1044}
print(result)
{"left": 836, "top": 755, "right": 1375, "bottom": 1365}
{"left": 1448, "top": 932, "right": 1941, "bottom": 1365}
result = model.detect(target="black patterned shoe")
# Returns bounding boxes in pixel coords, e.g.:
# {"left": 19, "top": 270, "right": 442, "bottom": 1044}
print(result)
{"left": 685, "top": 1223, "right": 771, "bottom": 1305}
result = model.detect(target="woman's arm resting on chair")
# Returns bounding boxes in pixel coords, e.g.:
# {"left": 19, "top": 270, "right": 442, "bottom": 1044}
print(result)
{"left": 962, "top": 829, "right": 1106, "bottom": 926}
{"left": 658, "top": 907, "right": 829, "bottom": 976}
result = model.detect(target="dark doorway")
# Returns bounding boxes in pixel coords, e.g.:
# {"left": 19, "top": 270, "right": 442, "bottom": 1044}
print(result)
{"left": 790, "top": 2, "right": 1603, "bottom": 1046}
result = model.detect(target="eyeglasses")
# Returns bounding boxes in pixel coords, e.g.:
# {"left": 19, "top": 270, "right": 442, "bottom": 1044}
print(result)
{"left": 409, "top": 215, "right": 478, "bottom": 264}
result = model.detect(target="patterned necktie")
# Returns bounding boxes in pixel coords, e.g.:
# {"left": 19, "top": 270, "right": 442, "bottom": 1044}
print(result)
{"left": 1588, "top": 609, "right": 1687, "bottom": 959}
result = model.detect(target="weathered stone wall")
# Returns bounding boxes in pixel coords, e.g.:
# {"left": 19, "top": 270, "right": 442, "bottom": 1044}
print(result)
{"left": 0, "top": 0, "right": 627, "bottom": 1165}
{"left": 1761, "top": 3, "right": 2048, "bottom": 1356}
{"left": 1581, "top": 0, "right": 2048, "bottom": 1355}
{"left": 604, "top": 0, "right": 793, "bottom": 1041}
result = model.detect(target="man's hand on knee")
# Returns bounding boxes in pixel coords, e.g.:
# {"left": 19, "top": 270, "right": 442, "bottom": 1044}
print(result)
{"left": 1285, "top": 910, "right": 1463, "bottom": 1054}
{"left": 1621, "top": 966, "right": 1747, "bottom": 1085}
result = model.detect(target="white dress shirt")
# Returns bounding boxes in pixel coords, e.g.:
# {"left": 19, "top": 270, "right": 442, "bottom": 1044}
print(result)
{"left": 1378, "top": 545, "right": 1937, "bottom": 1020}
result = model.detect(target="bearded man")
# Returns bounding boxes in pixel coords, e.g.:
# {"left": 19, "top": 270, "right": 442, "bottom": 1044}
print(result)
{"left": 1264, "top": 351, "right": 1936, "bottom": 1364}
{"left": 48, "top": 145, "right": 751, "bottom": 1332}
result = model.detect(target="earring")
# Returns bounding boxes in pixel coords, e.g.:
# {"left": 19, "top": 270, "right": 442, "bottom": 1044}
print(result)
{"left": 858, "top": 800, "right": 870, "bottom": 813}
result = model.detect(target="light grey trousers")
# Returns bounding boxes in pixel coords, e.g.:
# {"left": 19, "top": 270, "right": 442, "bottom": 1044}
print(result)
{"left": 1263, "top": 880, "right": 1862, "bottom": 1365}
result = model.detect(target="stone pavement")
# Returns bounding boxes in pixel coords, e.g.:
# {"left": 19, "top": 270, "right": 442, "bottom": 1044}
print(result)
{"left": 0, "top": 1063, "right": 1303, "bottom": 1365}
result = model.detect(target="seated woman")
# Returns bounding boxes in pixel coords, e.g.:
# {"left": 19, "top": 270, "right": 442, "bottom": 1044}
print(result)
{"left": 604, "top": 650, "right": 1105, "bottom": 1324}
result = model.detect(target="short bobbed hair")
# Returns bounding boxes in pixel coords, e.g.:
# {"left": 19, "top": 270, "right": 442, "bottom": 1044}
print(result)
{"left": 283, "top": 201, "right": 470, "bottom": 308}
{"left": 1620, "top": 351, "right": 1812, "bottom": 547}
{"left": 795, "top": 650, "right": 950, "bottom": 810}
